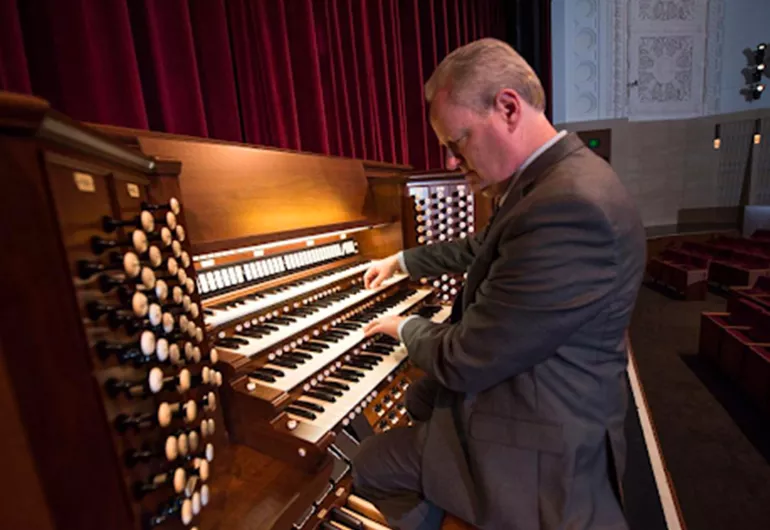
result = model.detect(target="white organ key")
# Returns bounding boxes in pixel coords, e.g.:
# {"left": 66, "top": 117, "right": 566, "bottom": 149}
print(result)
{"left": 217, "top": 273, "right": 408, "bottom": 360}
{"left": 204, "top": 261, "right": 374, "bottom": 329}
{"left": 253, "top": 287, "right": 432, "bottom": 393}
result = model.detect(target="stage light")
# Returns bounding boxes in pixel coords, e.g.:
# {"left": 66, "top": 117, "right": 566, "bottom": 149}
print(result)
{"left": 751, "top": 63, "right": 766, "bottom": 83}
{"left": 752, "top": 83, "right": 765, "bottom": 100}
{"left": 756, "top": 43, "right": 767, "bottom": 64}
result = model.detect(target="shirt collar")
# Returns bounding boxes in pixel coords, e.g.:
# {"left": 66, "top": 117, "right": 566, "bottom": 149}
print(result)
{"left": 498, "top": 130, "right": 568, "bottom": 206}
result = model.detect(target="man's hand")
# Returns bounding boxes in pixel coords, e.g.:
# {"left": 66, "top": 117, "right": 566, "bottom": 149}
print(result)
{"left": 363, "top": 315, "right": 405, "bottom": 339}
{"left": 363, "top": 254, "right": 402, "bottom": 289}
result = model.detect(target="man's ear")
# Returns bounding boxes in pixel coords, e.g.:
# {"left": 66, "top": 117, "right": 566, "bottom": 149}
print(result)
{"left": 494, "top": 88, "right": 521, "bottom": 127}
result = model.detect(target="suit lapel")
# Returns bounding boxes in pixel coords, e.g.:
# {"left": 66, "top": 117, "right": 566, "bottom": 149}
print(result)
{"left": 462, "top": 133, "right": 587, "bottom": 309}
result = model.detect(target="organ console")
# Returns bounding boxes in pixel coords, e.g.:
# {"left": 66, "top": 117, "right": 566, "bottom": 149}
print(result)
{"left": 0, "top": 92, "right": 488, "bottom": 529}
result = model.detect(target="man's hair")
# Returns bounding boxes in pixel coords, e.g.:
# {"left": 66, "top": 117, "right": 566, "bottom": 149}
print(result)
{"left": 424, "top": 38, "right": 546, "bottom": 113}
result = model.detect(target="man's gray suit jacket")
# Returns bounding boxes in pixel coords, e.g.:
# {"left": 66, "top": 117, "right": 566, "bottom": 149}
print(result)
{"left": 400, "top": 133, "right": 646, "bottom": 529}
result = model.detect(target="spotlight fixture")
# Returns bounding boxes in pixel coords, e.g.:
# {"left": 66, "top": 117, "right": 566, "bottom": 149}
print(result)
{"left": 755, "top": 43, "right": 767, "bottom": 64}
{"left": 752, "top": 63, "right": 766, "bottom": 83}
{"left": 752, "top": 83, "right": 766, "bottom": 100}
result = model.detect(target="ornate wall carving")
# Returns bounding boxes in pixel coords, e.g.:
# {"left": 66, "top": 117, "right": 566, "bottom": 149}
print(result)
{"left": 564, "top": 0, "right": 600, "bottom": 122}
{"left": 628, "top": 0, "right": 708, "bottom": 119}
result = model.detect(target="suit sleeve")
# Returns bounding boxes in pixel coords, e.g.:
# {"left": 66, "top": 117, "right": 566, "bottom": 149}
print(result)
{"left": 401, "top": 195, "right": 618, "bottom": 394}
{"left": 402, "top": 223, "right": 489, "bottom": 278}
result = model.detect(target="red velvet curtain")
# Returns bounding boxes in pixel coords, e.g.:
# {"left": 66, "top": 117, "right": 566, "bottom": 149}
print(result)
{"left": 0, "top": 0, "right": 507, "bottom": 169}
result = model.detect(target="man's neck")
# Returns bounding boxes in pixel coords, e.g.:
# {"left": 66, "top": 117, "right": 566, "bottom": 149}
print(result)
{"left": 483, "top": 124, "right": 561, "bottom": 200}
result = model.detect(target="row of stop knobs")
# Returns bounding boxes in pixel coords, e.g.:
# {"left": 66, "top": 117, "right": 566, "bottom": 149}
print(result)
{"left": 84, "top": 198, "right": 218, "bottom": 528}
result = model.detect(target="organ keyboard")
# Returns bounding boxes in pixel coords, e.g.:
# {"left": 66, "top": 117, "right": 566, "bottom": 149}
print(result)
{"left": 0, "top": 93, "right": 487, "bottom": 529}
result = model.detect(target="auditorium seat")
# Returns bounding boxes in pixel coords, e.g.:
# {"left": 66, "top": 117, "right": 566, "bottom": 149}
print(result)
{"left": 728, "top": 275, "right": 770, "bottom": 312}
{"left": 646, "top": 249, "right": 709, "bottom": 299}
{"left": 752, "top": 229, "right": 770, "bottom": 241}
{"left": 716, "top": 302, "right": 770, "bottom": 383}
{"left": 708, "top": 252, "right": 770, "bottom": 289}
{"left": 739, "top": 345, "right": 770, "bottom": 414}
{"left": 698, "top": 299, "right": 766, "bottom": 363}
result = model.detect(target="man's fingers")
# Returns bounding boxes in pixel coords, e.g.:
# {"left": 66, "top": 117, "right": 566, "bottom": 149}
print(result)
{"left": 363, "top": 267, "right": 378, "bottom": 289}
{"left": 363, "top": 319, "right": 380, "bottom": 337}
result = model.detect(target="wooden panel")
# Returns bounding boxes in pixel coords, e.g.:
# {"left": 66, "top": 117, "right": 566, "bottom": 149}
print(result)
{"left": 0, "top": 342, "right": 56, "bottom": 530}
{"left": 133, "top": 137, "right": 370, "bottom": 252}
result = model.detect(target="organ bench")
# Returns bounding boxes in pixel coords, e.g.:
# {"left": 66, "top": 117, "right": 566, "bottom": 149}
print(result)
{"left": 0, "top": 91, "right": 484, "bottom": 530}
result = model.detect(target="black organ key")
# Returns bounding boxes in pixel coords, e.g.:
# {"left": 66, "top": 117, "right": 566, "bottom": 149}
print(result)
{"left": 288, "top": 350, "right": 313, "bottom": 360}
{"left": 314, "top": 384, "right": 343, "bottom": 397}
{"left": 319, "top": 522, "right": 338, "bottom": 530}
{"left": 298, "top": 344, "right": 323, "bottom": 353}
{"left": 330, "top": 507, "right": 365, "bottom": 530}
{"left": 257, "top": 366, "right": 285, "bottom": 377}
{"left": 249, "top": 371, "right": 276, "bottom": 383}
{"left": 305, "top": 390, "right": 337, "bottom": 402}
{"left": 271, "top": 357, "right": 299, "bottom": 369}
{"left": 281, "top": 354, "right": 307, "bottom": 365}
{"left": 356, "top": 354, "right": 383, "bottom": 364}
{"left": 335, "top": 323, "right": 359, "bottom": 331}
{"left": 286, "top": 406, "right": 316, "bottom": 420}
{"left": 346, "top": 359, "right": 375, "bottom": 370}
{"left": 293, "top": 400, "right": 325, "bottom": 413}
{"left": 334, "top": 371, "right": 360, "bottom": 382}
{"left": 337, "top": 368, "right": 365, "bottom": 378}
{"left": 320, "top": 380, "right": 349, "bottom": 391}
{"left": 305, "top": 341, "right": 329, "bottom": 350}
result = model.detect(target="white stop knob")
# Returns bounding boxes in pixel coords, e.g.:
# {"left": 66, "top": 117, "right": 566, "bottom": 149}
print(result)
{"left": 189, "top": 302, "right": 199, "bottom": 319}
{"left": 148, "top": 304, "right": 162, "bottom": 326}
{"left": 206, "top": 392, "right": 216, "bottom": 411}
{"left": 185, "top": 400, "right": 197, "bottom": 423}
{"left": 205, "top": 443, "right": 214, "bottom": 462}
{"left": 184, "top": 342, "right": 194, "bottom": 360}
{"left": 165, "top": 435, "right": 178, "bottom": 461}
{"left": 197, "top": 459, "right": 210, "bottom": 482}
{"left": 183, "top": 296, "right": 192, "bottom": 312}
{"left": 166, "top": 211, "right": 178, "bottom": 230}
{"left": 140, "top": 330, "right": 156, "bottom": 356}
{"left": 178, "top": 369, "right": 191, "bottom": 392}
{"left": 156, "top": 338, "right": 169, "bottom": 362}
{"left": 173, "top": 286, "right": 183, "bottom": 304}
{"left": 168, "top": 343, "right": 181, "bottom": 364}
{"left": 123, "top": 252, "right": 141, "bottom": 277}
{"left": 155, "top": 279, "right": 168, "bottom": 301}
{"left": 167, "top": 257, "right": 179, "bottom": 276}
{"left": 209, "top": 348, "right": 219, "bottom": 364}
{"left": 132, "top": 230, "right": 148, "bottom": 254}
{"left": 191, "top": 346, "right": 202, "bottom": 363}
{"left": 157, "top": 402, "right": 171, "bottom": 428}
{"left": 178, "top": 433, "right": 189, "bottom": 456}
{"left": 181, "top": 498, "right": 193, "bottom": 526}
{"left": 177, "top": 268, "right": 188, "bottom": 285}
{"left": 188, "top": 430, "right": 200, "bottom": 452}
{"left": 170, "top": 197, "right": 181, "bottom": 215}
{"left": 172, "top": 240, "right": 182, "bottom": 258}
{"left": 185, "top": 278, "right": 196, "bottom": 294}
{"left": 173, "top": 467, "right": 186, "bottom": 494}
{"left": 194, "top": 327, "right": 203, "bottom": 344}
{"left": 160, "top": 227, "right": 173, "bottom": 247}
{"left": 181, "top": 251, "right": 191, "bottom": 268}
{"left": 176, "top": 225, "right": 186, "bottom": 242}
{"left": 140, "top": 210, "right": 155, "bottom": 232}
{"left": 162, "top": 312, "right": 175, "bottom": 333}
{"left": 140, "top": 267, "right": 156, "bottom": 290}
{"left": 201, "top": 484, "right": 210, "bottom": 506}
{"left": 148, "top": 367, "right": 164, "bottom": 394}
{"left": 178, "top": 315, "right": 189, "bottom": 333}
{"left": 148, "top": 245, "right": 162, "bottom": 268}
{"left": 201, "top": 366, "right": 211, "bottom": 385}
{"left": 214, "top": 371, "right": 223, "bottom": 388}
{"left": 191, "top": 491, "right": 201, "bottom": 515}
{"left": 186, "top": 321, "right": 196, "bottom": 337}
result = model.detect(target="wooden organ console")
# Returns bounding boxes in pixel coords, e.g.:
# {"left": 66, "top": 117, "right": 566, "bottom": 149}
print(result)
{"left": 0, "top": 92, "right": 488, "bottom": 530}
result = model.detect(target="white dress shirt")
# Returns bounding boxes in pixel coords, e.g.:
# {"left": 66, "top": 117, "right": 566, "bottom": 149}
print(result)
{"left": 395, "top": 130, "right": 568, "bottom": 340}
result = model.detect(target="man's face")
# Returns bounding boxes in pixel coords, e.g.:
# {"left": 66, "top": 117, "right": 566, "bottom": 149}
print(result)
{"left": 429, "top": 90, "right": 516, "bottom": 193}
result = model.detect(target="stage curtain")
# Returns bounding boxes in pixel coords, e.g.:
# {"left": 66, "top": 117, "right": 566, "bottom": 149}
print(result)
{"left": 0, "top": 0, "right": 511, "bottom": 169}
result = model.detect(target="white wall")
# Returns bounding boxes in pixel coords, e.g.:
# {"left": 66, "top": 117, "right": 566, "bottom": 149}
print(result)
{"left": 550, "top": 0, "right": 770, "bottom": 122}
{"left": 719, "top": 0, "right": 770, "bottom": 113}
